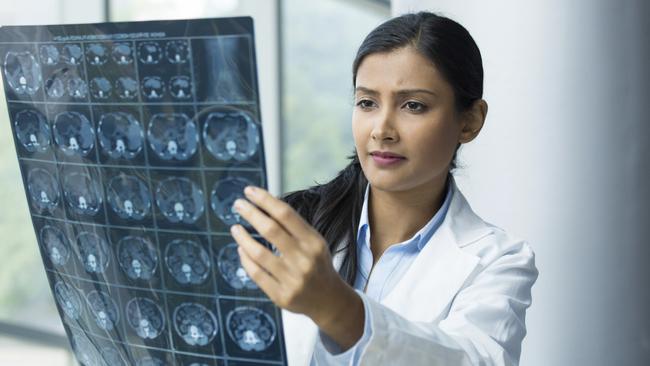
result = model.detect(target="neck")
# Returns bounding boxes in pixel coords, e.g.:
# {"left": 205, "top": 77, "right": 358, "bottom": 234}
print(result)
{"left": 367, "top": 173, "right": 449, "bottom": 260}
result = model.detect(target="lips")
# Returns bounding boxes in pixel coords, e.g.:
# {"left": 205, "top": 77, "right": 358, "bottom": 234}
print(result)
{"left": 370, "top": 151, "right": 405, "bottom": 159}
{"left": 370, "top": 152, "right": 406, "bottom": 167}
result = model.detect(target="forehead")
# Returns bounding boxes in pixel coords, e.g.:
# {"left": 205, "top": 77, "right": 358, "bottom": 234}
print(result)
{"left": 355, "top": 46, "right": 450, "bottom": 94}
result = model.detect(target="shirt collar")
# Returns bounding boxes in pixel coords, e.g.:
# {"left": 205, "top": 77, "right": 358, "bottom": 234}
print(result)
{"left": 356, "top": 175, "right": 454, "bottom": 251}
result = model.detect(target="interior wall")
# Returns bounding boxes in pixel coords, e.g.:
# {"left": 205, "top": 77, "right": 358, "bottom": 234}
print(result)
{"left": 391, "top": 1, "right": 650, "bottom": 365}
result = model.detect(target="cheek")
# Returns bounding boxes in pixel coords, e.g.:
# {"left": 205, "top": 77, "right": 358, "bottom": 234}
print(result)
{"left": 408, "top": 121, "right": 460, "bottom": 164}
{"left": 351, "top": 112, "right": 368, "bottom": 150}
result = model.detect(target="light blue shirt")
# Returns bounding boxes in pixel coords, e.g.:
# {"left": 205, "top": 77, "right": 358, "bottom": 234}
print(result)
{"left": 311, "top": 176, "right": 454, "bottom": 365}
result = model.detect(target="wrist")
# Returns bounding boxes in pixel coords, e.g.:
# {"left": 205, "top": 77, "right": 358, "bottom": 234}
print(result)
{"left": 311, "top": 278, "right": 365, "bottom": 350}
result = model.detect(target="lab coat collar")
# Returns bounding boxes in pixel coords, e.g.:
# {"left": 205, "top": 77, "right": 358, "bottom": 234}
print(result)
{"left": 446, "top": 174, "right": 494, "bottom": 248}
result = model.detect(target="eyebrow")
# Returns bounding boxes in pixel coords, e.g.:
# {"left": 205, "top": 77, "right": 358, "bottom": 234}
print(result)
{"left": 355, "top": 86, "right": 438, "bottom": 98}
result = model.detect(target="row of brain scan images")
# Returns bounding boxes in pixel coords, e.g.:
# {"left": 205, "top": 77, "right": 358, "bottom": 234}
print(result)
{"left": 37, "top": 41, "right": 192, "bottom": 67}
{"left": 13, "top": 107, "right": 260, "bottom": 164}
{"left": 41, "top": 223, "right": 258, "bottom": 292}
{"left": 3, "top": 37, "right": 254, "bottom": 105}
{"left": 26, "top": 165, "right": 257, "bottom": 230}
{"left": 5, "top": 41, "right": 192, "bottom": 100}
{"left": 56, "top": 280, "right": 278, "bottom": 360}
{"left": 39, "top": 73, "right": 195, "bottom": 102}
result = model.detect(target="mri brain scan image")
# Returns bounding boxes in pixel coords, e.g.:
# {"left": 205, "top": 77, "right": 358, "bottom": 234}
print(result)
{"left": 45, "top": 74, "right": 66, "bottom": 99}
{"left": 40, "top": 45, "right": 59, "bottom": 65}
{"left": 86, "top": 43, "right": 108, "bottom": 66}
{"left": 97, "top": 112, "right": 143, "bottom": 160}
{"left": 107, "top": 174, "right": 151, "bottom": 220}
{"left": 226, "top": 306, "right": 276, "bottom": 352}
{"left": 40, "top": 225, "right": 70, "bottom": 267}
{"left": 27, "top": 168, "right": 60, "bottom": 213}
{"left": 54, "top": 281, "right": 83, "bottom": 320}
{"left": 53, "top": 111, "right": 95, "bottom": 157}
{"left": 165, "top": 40, "right": 189, "bottom": 64}
{"left": 203, "top": 110, "right": 259, "bottom": 162}
{"left": 117, "top": 236, "right": 158, "bottom": 281}
{"left": 90, "top": 76, "right": 112, "bottom": 99}
{"left": 116, "top": 76, "right": 138, "bottom": 100}
{"left": 155, "top": 177, "right": 204, "bottom": 224}
{"left": 60, "top": 44, "right": 82, "bottom": 65}
{"left": 112, "top": 42, "right": 133, "bottom": 65}
{"left": 164, "top": 239, "right": 211, "bottom": 286}
{"left": 126, "top": 297, "right": 165, "bottom": 340}
{"left": 86, "top": 290, "right": 119, "bottom": 331}
{"left": 142, "top": 76, "right": 165, "bottom": 100}
{"left": 62, "top": 171, "right": 103, "bottom": 216}
{"left": 173, "top": 302, "right": 218, "bottom": 346}
{"left": 14, "top": 109, "right": 50, "bottom": 153}
{"left": 71, "top": 329, "right": 102, "bottom": 366}
{"left": 217, "top": 243, "right": 257, "bottom": 290}
{"left": 3, "top": 51, "right": 41, "bottom": 95}
{"left": 138, "top": 41, "right": 162, "bottom": 65}
{"left": 76, "top": 231, "right": 110, "bottom": 274}
{"left": 147, "top": 113, "right": 198, "bottom": 161}
{"left": 210, "top": 176, "right": 255, "bottom": 227}
{"left": 67, "top": 77, "right": 88, "bottom": 99}
{"left": 170, "top": 75, "right": 192, "bottom": 99}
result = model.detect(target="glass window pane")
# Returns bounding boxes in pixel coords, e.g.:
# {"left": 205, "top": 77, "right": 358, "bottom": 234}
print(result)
{"left": 281, "top": 0, "right": 388, "bottom": 192}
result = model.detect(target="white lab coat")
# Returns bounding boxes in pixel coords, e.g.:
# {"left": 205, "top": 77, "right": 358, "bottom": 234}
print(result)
{"left": 281, "top": 178, "right": 538, "bottom": 365}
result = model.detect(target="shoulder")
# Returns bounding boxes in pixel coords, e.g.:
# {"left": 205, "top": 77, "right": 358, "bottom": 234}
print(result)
{"left": 462, "top": 216, "right": 538, "bottom": 287}
{"left": 472, "top": 217, "right": 534, "bottom": 257}
{"left": 451, "top": 185, "right": 537, "bottom": 275}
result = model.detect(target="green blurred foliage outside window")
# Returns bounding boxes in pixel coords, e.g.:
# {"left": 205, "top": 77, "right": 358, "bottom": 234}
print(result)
{"left": 282, "top": 0, "right": 386, "bottom": 192}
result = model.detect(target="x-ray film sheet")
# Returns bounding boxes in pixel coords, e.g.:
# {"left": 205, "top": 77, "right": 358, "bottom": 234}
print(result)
{"left": 0, "top": 16, "right": 288, "bottom": 366}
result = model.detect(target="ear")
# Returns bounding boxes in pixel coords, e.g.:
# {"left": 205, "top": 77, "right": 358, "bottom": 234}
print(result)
{"left": 458, "top": 99, "right": 488, "bottom": 144}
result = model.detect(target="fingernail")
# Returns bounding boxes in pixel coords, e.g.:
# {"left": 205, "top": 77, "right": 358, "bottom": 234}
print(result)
{"left": 244, "top": 186, "right": 257, "bottom": 197}
{"left": 230, "top": 224, "right": 241, "bottom": 235}
{"left": 233, "top": 199, "right": 245, "bottom": 210}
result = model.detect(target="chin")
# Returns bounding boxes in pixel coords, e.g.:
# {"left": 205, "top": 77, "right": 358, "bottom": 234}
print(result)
{"left": 366, "top": 167, "right": 445, "bottom": 194}
{"left": 365, "top": 173, "right": 409, "bottom": 192}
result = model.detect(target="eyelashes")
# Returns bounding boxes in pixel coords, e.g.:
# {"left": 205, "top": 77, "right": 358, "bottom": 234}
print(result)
{"left": 355, "top": 99, "right": 428, "bottom": 113}
{"left": 404, "top": 101, "right": 427, "bottom": 112}
{"left": 356, "top": 99, "right": 375, "bottom": 109}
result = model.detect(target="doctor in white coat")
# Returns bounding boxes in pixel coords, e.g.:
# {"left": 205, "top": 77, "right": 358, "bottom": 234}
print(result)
{"left": 229, "top": 11, "right": 538, "bottom": 366}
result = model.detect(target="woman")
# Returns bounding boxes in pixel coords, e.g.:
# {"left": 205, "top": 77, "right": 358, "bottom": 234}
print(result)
{"left": 229, "top": 11, "right": 538, "bottom": 366}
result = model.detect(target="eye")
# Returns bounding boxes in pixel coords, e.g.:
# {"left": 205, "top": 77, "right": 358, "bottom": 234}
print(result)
{"left": 404, "top": 101, "right": 427, "bottom": 113}
{"left": 356, "top": 99, "right": 376, "bottom": 110}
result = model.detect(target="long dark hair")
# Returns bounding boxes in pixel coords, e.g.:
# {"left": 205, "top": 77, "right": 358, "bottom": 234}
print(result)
{"left": 280, "top": 11, "right": 484, "bottom": 286}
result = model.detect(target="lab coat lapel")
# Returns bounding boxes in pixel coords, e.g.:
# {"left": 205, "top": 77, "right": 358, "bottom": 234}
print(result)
{"left": 381, "top": 180, "right": 492, "bottom": 321}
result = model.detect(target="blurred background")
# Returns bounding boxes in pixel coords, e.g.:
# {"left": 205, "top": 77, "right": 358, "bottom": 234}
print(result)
{"left": 0, "top": 0, "right": 647, "bottom": 365}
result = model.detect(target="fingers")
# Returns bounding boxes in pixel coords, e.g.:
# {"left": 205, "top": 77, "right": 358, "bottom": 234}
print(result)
{"left": 232, "top": 197, "right": 295, "bottom": 255}
{"left": 230, "top": 223, "right": 288, "bottom": 281}
{"left": 237, "top": 245, "right": 282, "bottom": 300}
{"left": 242, "top": 186, "right": 317, "bottom": 241}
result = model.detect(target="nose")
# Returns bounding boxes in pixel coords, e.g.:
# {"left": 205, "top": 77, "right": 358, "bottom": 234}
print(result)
{"left": 371, "top": 107, "right": 398, "bottom": 142}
